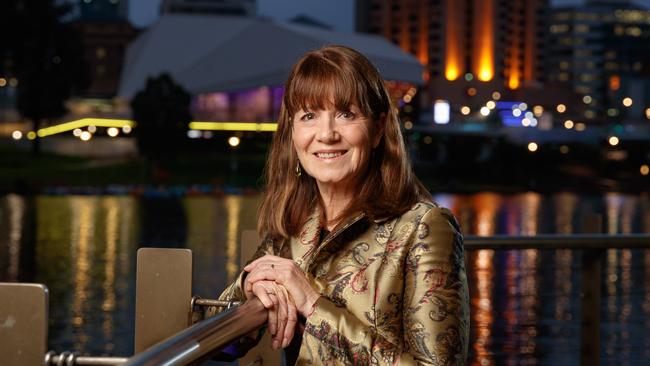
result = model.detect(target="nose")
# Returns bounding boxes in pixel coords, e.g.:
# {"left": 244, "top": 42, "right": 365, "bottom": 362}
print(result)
{"left": 316, "top": 113, "right": 339, "bottom": 143}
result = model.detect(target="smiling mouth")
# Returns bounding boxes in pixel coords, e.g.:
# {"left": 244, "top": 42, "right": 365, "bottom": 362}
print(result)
{"left": 314, "top": 151, "right": 347, "bottom": 159}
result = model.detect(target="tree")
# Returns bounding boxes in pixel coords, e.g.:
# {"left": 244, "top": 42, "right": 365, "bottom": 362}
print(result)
{"left": 130, "top": 73, "right": 192, "bottom": 164}
{"left": 0, "top": 0, "right": 88, "bottom": 155}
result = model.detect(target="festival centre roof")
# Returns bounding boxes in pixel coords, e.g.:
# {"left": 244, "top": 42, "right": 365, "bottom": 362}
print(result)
{"left": 117, "top": 14, "right": 424, "bottom": 98}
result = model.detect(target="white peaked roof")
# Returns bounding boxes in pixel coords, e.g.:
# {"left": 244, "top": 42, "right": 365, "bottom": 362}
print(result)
{"left": 118, "top": 14, "right": 424, "bottom": 98}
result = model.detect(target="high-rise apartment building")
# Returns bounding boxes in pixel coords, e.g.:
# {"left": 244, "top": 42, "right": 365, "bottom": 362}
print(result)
{"left": 161, "top": 0, "right": 256, "bottom": 16}
{"left": 548, "top": 1, "right": 650, "bottom": 120}
{"left": 71, "top": 0, "right": 137, "bottom": 97}
{"left": 357, "top": 0, "right": 549, "bottom": 109}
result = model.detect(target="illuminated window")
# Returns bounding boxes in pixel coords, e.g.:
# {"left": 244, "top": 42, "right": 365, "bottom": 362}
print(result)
{"left": 555, "top": 13, "right": 571, "bottom": 21}
{"left": 580, "top": 74, "right": 595, "bottom": 82}
{"left": 575, "top": 13, "right": 599, "bottom": 21}
{"left": 560, "top": 61, "right": 570, "bottom": 70}
{"left": 626, "top": 27, "right": 642, "bottom": 37}
{"left": 558, "top": 72, "right": 569, "bottom": 81}
{"left": 615, "top": 25, "right": 625, "bottom": 36}
{"left": 95, "top": 47, "right": 106, "bottom": 59}
{"left": 575, "top": 24, "right": 590, "bottom": 33}
{"left": 551, "top": 24, "right": 569, "bottom": 33}
{"left": 560, "top": 37, "right": 573, "bottom": 46}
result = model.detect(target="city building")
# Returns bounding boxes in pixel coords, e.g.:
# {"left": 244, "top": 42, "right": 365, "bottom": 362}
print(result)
{"left": 55, "top": 0, "right": 138, "bottom": 122}
{"left": 118, "top": 14, "right": 424, "bottom": 123}
{"left": 357, "top": 0, "right": 548, "bottom": 100}
{"left": 548, "top": 0, "right": 650, "bottom": 121}
{"left": 161, "top": 0, "right": 256, "bottom": 16}
{"left": 357, "top": 0, "right": 557, "bottom": 122}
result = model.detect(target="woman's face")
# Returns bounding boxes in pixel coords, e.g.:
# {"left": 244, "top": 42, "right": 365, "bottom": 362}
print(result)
{"left": 292, "top": 104, "right": 378, "bottom": 193}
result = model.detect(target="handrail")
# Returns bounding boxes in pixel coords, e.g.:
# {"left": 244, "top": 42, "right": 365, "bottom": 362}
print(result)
{"left": 44, "top": 353, "right": 129, "bottom": 365}
{"left": 123, "top": 297, "right": 267, "bottom": 366}
{"left": 464, "top": 233, "right": 650, "bottom": 249}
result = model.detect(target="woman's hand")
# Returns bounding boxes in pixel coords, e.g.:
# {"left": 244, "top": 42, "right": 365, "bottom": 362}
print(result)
{"left": 244, "top": 255, "right": 321, "bottom": 317}
{"left": 245, "top": 279, "right": 297, "bottom": 350}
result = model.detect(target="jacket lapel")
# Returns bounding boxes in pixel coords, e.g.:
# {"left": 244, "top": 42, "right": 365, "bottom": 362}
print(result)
{"left": 306, "top": 211, "right": 368, "bottom": 273}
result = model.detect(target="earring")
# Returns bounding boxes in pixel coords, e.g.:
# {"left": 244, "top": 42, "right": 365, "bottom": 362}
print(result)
{"left": 295, "top": 161, "right": 302, "bottom": 177}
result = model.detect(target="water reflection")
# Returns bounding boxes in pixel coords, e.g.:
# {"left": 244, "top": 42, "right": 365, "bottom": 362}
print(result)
{"left": 4, "top": 194, "right": 25, "bottom": 281}
{"left": 101, "top": 197, "right": 118, "bottom": 353}
{"left": 468, "top": 192, "right": 499, "bottom": 365}
{"left": 551, "top": 191, "right": 577, "bottom": 358}
{"left": 0, "top": 192, "right": 649, "bottom": 363}
{"left": 225, "top": 196, "right": 242, "bottom": 283}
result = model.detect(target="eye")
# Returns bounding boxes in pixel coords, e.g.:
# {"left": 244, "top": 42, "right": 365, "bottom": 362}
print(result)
{"left": 300, "top": 112, "right": 315, "bottom": 121}
{"left": 340, "top": 111, "right": 356, "bottom": 120}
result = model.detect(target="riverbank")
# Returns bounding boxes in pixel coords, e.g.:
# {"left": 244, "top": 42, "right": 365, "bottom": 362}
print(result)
{"left": 2, "top": 139, "right": 648, "bottom": 195}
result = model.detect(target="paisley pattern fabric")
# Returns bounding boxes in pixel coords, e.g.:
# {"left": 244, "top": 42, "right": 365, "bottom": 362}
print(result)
{"left": 215, "top": 202, "right": 469, "bottom": 365}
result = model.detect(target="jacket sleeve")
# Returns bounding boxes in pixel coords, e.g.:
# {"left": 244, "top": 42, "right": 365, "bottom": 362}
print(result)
{"left": 205, "top": 235, "right": 278, "bottom": 361}
{"left": 209, "top": 235, "right": 278, "bottom": 309}
{"left": 300, "top": 207, "right": 470, "bottom": 365}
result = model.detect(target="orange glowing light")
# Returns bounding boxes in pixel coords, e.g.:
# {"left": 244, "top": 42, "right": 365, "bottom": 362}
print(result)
{"left": 509, "top": 75, "right": 520, "bottom": 89}
{"left": 446, "top": 67, "right": 460, "bottom": 81}
{"left": 417, "top": 0, "right": 429, "bottom": 66}
{"left": 473, "top": 0, "right": 495, "bottom": 82}
{"left": 445, "top": 0, "right": 465, "bottom": 81}
{"left": 480, "top": 68, "right": 494, "bottom": 82}
{"left": 610, "top": 75, "right": 620, "bottom": 91}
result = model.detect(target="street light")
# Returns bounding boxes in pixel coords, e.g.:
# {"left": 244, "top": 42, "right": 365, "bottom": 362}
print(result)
{"left": 622, "top": 97, "right": 633, "bottom": 107}
{"left": 228, "top": 136, "right": 240, "bottom": 147}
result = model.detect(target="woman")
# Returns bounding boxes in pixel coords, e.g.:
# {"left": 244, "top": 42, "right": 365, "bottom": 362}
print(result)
{"left": 214, "top": 45, "right": 469, "bottom": 365}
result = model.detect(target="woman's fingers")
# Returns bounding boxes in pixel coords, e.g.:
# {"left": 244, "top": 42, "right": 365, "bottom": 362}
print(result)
{"left": 249, "top": 280, "right": 298, "bottom": 349}
{"left": 245, "top": 267, "right": 281, "bottom": 285}
{"left": 244, "top": 255, "right": 291, "bottom": 272}
{"left": 273, "top": 286, "right": 288, "bottom": 349}
{"left": 243, "top": 254, "right": 277, "bottom": 271}
{"left": 252, "top": 282, "right": 278, "bottom": 336}
{"left": 251, "top": 282, "right": 275, "bottom": 309}
{"left": 245, "top": 256, "right": 321, "bottom": 317}
{"left": 281, "top": 286, "right": 297, "bottom": 348}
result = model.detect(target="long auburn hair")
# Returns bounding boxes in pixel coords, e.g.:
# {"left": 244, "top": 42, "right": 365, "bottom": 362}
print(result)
{"left": 258, "top": 45, "right": 430, "bottom": 239}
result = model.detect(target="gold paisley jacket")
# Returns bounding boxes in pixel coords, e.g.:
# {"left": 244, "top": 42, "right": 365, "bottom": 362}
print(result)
{"left": 216, "top": 201, "right": 469, "bottom": 365}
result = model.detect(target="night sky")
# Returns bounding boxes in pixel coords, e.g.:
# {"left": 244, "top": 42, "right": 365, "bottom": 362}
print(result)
{"left": 128, "top": 0, "right": 650, "bottom": 30}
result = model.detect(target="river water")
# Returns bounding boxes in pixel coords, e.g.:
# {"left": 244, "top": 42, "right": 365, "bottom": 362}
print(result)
{"left": 1, "top": 192, "right": 649, "bottom": 365}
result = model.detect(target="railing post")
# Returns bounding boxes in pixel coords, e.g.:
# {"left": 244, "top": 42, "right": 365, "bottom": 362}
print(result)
{"left": 134, "top": 248, "right": 193, "bottom": 352}
{"left": 580, "top": 214, "right": 603, "bottom": 366}
{"left": 0, "top": 283, "right": 48, "bottom": 366}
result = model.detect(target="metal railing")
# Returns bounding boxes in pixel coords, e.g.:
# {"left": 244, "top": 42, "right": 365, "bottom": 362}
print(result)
{"left": 464, "top": 232, "right": 650, "bottom": 366}
{"left": 464, "top": 233, "right": 650, "bottom": 249}
{"left": 3, "top": 231, "right": 650, "bottom": 366}
{"left": 124, "top": 298, "right": 267, "bottom": 366}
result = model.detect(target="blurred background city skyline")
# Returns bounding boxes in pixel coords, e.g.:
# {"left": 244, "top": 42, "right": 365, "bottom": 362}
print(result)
{"left": 2, "top": 1, "right": 650, "bottom": 364}
{"left": 1, "top": 0, "right": 650, "bottom": 193}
